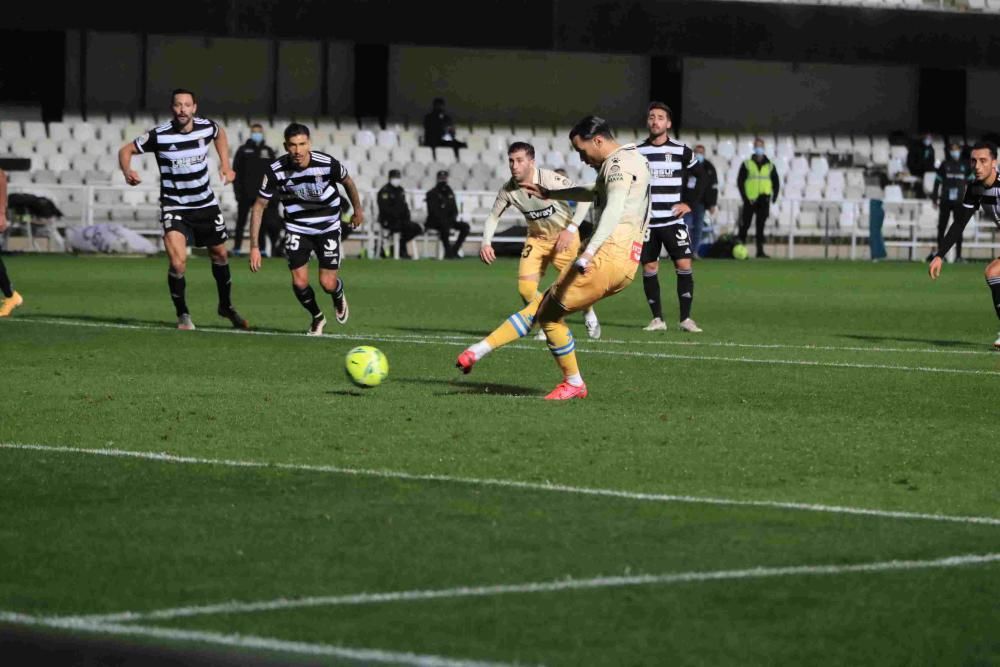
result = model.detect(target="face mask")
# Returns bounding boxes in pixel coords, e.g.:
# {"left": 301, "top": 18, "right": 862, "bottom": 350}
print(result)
{"left": 695, "top": 154, "right": 705, "bottom": 163}
{"left": 250, "top": 132, "right": 264, "bottom": 144}
{"left": 923, "top": 137, "right": 932, "bottom": 146}
{"left": 950, "top": 151, "right": 961, "bottom": 161}
{"left": 753, "top": 147, "right": 765, "bottom": 156}
{"left": 389, "top": 178, "right": 401, "bottom": 187}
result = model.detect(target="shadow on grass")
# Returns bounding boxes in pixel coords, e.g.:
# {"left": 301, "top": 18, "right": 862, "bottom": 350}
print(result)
{"left": 325, "top": 389, "right": 368, "bottom": 397}
{"left": 384, "top": 325, "right": 484, "bottom": 337}
{"left": 841, "top": 333, "right": 979, "bottom": 348}
{"left": 21, "top": 312, "right": 306, "bottom": 336}
{"left": 394, "top": 376, "right": 543, "bottom": 397}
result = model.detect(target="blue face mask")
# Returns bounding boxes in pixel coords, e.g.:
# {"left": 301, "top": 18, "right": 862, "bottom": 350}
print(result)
{"left": 923, "top": 137, "right": 932, "bottom": 146}
{"left": 950, "top": 150, "right": 961, "bottom": 161}
{"left": 251, "top": 132, "right": 264, "bottom": 144}
{"left": 695, "top": 154, "right": 705, "bottom": 163}
{"left": 753, "top": 147, "right": 765, "bottom": 157}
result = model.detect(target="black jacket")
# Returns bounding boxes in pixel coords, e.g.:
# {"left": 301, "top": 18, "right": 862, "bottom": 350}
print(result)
{"left": 685, "top": 159, "right": 719, "bottom": 209}
{"left": 425, "top": 183, "right": 458, "bottom": 229}
{"left": 423, "top": 111, "right": 455, "bottom": 147}
{"left": 377, "top": 183, "right": 411, "bottom": 230}
{"left": 931, "top": 158, "right": 971, "bottom": 204}
{"left": 907, "top": 142, "right": 935, "bottom": 177}
{"left": 233, "top": 139, "right": 277, "bottom": 201}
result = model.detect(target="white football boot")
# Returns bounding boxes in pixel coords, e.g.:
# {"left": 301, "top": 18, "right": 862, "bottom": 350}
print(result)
{"left": 678, "top": 318, "right": 703, "bottom": 333}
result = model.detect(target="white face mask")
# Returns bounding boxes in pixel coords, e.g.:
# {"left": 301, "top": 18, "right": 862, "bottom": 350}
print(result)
{"left": 389, "top": 178, "right": 401, "bottom": 187}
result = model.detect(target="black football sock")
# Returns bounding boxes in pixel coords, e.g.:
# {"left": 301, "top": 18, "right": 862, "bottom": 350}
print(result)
{"left": 211, "top": 262, "right": 233, "bottom": 311}
{"left": 293, "top": 284, "right": 322, "bottom": 318}
{"left": 676, "top": 268, "right": 694, "bottom": 321}
{"left": 0, "top": 255, "right": 12, "bottom": 298}
{"left": 988, "top": 276, "right": 1000, "bottom": 321}
{"left": 167, "top": 270, "right": 188, "bottom": 317}
{"left": 324, "top": 278, "right": 345, "bottom": 310}
{"left": 642, "top": 271, "right": 663, "bottom": 320}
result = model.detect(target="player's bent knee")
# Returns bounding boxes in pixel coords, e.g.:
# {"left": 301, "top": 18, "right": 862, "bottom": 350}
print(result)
{"left": 319, "top": 274, "right": 339, "bottom": 292}
{"left": 643, "top": 261, "right": 659, "bottom": 275}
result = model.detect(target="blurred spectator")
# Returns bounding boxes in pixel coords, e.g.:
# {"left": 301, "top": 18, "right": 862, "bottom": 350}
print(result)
{"left": 737, "top": 138, "right": 780, "bottom": 259}
{"left": 377, "top": 169, "right": 422, "bottom": 259}
{"left": 684, "top": 144, "right": 718, "bottom": 258}
{"left": 907, "top": 132, "right": 936, "bottom": 197}
{"left": 425, "top": 170, "right": 470, "bottom": 259}
{"left": 423, "top": 98, "right": 468, "bottom": 159}
{"left": 930, "top": 142, "right": 973, "bottom": 261}
{"left": 233, "top": 122, "right": 280, "bottom": 255}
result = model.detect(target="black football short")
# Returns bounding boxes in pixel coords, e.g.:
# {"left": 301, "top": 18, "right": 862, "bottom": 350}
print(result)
{"left": 162, "top": 206, "right": 228, "bottom": 248}
{"left": 640, "top": 224, "right": 693, "bottom": 263}
{"left": 285, "top": 229, "right": 342, "bottom": 270}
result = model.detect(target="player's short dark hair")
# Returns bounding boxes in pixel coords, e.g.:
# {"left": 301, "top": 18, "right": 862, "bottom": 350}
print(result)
{"left": 284, "top": 123, "right": 311, "bottom": 141}
{"left": 647, "top": 101, "right": 673, "bottom": 122}
{"left": 507, "top": 142, "right": 535, "bottom": 159}
{"left": 569, "top": 116, "right": 614, "bottom": 142}
{"left": 971, "top": 141, "right": 998, "bottom": 159}
{"left": 171, "top": 88, "right": 197, "bottom": 104}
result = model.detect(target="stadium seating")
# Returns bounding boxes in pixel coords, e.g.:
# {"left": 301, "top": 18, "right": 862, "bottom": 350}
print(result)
{"left": 2, "top": 113, "right": 997, "bottom": 260}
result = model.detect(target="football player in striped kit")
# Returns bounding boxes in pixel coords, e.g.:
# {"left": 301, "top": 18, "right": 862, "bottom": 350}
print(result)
{"left": 248, "top": 123, "right": 364, "bottom": 335}
{"left": 119, "top": 88, "right": 247, "bottom": 331}
{"left": 928, "top": 140, "right": 1000, "bottom": 350}
{"left": 636, "top": 102, "right": 706, "bottom": 333}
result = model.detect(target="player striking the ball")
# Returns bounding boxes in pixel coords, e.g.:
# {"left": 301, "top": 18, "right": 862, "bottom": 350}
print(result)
{"left": 457, "top": 116, "right": 651, "bottom": 399}
{"left": 479, "top": 141, "right": 601, "bottom": 340}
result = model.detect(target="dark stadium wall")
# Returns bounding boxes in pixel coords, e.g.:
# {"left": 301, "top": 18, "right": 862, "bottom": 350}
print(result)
{"left": 67, "top": 31, "right": 354, "bottom": 119}
{"left": 682, "top": 58, "right": 918, "bottom": 134}
{"left": 385, "top": 46, "right": 649, "bottom": 129}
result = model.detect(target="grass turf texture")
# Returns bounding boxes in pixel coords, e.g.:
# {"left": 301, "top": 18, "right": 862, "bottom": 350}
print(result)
{"left": 1, "top": 253, "right": 998, "bottom": 665}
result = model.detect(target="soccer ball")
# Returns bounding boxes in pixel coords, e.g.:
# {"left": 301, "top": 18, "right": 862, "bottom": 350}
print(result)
{"left": 344, "top": 346, "right": 389, "bottom": 387}
{"left": 732, "top": 243, "right": 749, "bottom": 260}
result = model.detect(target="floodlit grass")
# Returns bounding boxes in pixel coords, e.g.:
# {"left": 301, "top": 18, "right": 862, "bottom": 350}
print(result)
{"left": 1, "top": 253, "right": 998, "bottom": 665}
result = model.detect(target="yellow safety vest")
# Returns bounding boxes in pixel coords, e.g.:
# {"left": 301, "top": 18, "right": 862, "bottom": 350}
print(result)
{"left": 743, "top": 159, "right": 773, "bottom": 200}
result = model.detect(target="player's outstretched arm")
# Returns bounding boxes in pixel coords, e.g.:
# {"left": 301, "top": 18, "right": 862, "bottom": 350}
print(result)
{"left": 118, "top": 142, "right": 142, "bottom": 186}
{"left": 341, "top": 176, "right": 365, "bottom": 228}
{"left": 580, "top": 178, "right": 629, "bottom": 260}
{"left": 213, "top": 126, "right": 235, "bottom": 185}
{"left": 521, "top": 182, "right": 596, "bottom": 203}
{"left": 248, "top": 197, "right": 269, "bottom": 273}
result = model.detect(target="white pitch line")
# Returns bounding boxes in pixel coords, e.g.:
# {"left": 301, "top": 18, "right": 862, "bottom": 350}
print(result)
{"left": 3, "top": 317, "right": 998, "bottom": 377}
{"left": 59, "top": 552, "right": 1000, "bottom": 625}
{"left": 3, "top": 442, "right": 1000, "bottom": 528}
{"left": 0, "top": 613, "right": 516, "bottom": 667}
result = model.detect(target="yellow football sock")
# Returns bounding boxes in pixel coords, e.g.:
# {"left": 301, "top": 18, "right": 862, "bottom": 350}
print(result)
{"left": 517, "top": 279, "right": 540, "bottom": 305}
{"left": 541, "top": 319, "right": 579, "bottom": 380}
{"left": 485, "top": 293, "right": 543, "bottom": 349}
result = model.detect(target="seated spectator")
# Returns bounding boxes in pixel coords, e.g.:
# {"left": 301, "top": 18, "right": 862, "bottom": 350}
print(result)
{"left": 423, "top": 98, "right": 468, "bottom": 159}
{"left": 424, "top": 170, "right": 470, "bottom": 259}
{"left": 377, "top": 169, "right": 422, "bottom": 259}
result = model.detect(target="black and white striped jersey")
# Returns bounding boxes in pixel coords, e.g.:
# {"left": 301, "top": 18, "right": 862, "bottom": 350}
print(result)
{"left": 961, "top": 170, "right": 1000, "bottom": 228}
{"left": 135, "top": 118, "right": 220, "bottom": 212}
{"left": 259, "top": 151, "right": 348, "bottom": 235}
{"left": 637, "top": 138, "right": 698, "bottom": 228}
{"left": 935, "top": 169, "right": 1000, "bottom": 259}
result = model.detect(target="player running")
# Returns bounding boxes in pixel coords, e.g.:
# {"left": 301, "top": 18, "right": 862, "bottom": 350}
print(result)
{"left": 248, "top": 123, "right": 363, "bottom": 334}
{"left": 928, "top": 140, "right": 1000, "bottom": 350}
{"left": 457, "top": 116, "right": 651, "bottom": 399}
{"left": 480, "top": 141, "right": 601, "bottom": 340}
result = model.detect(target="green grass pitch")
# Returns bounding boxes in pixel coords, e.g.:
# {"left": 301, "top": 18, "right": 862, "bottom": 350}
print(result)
{"left": 1, "top": 252, "right": 998, "bottom": 666}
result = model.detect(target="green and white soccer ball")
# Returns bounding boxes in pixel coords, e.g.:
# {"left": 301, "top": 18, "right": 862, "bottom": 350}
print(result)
{"left": 345, "top": 345, "right": 389, "bottom": 387}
